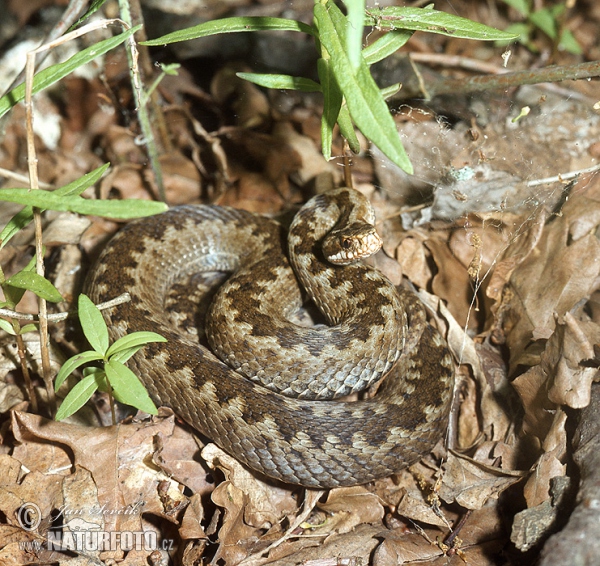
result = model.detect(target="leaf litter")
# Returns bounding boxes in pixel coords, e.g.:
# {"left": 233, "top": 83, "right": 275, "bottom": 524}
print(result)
{"left": 0, "top": 1, "right": 600, "bottom": 564}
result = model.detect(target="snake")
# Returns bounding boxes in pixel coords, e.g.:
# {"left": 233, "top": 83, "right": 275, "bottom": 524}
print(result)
{"left": 86, "top": 187, "right": 454, "bottom": 488}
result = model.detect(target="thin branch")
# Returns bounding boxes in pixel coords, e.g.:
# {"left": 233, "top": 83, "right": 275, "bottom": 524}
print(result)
{"left": 0, "top": 293, "right": 131, "bottom": 324}
{"left": 419, "top": 59, "right": 600, "bottom": 99}
{"left": 527, "top": 163, "right": 600, "bottom": 187}
{"left": 118, "top": 0, "right": 166, "bottom": 201}
{"left": 0, "top": 167, "right": 54, "bottom": 188}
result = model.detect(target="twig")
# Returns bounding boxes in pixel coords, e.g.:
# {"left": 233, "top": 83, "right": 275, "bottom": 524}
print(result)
{"left": 0, "top": 167, "right": 54, "bottom": 189}
{"left": 2, "top": 0, "right": 89, "bottom": 96}
{"left": 238, "top": 489, "right": 325, "bottom": 566}
{"left": 420, "top": 59, "right": 600, "bottom": 99}
{"left": 408, "top": 52, "right": 596, "bottom": 103}
{"left": 25, "top": 43, "right": 55, "bottom": 414}
{"left": 0, "top": 293, "right": 131, "bottom": 324}
{"left": 118, "top": 0, "right": 166, "bottom": 201}
{"left": 527, "top": 163, "right": 600, "bottom": 187}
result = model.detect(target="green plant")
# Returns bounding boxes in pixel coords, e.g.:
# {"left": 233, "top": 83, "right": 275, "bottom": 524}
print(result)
{"left": 54, "top": 294, "right": 165, "bottom": 422}
{"left": 0, "top": 18, "right": 168, "bottom": 418}
{"left": 143, "top": 0, "right": 517, "bottom": 174}
{"left": 499, "top": 0, "right": 582, "bottom": 54}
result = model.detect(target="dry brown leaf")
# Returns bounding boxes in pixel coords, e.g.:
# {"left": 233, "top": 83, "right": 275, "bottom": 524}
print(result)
{"left": 440, "top": 452, "right": 524, "bottom": 510}
{"left": 503, "top": 179, "right": 600, "bottom": 370}
{"left": 152, "top": 417, "right": 213, "bottom": 496}
{"left": 10, "top": 411, "right": 187, "bottom": 536}
{"left": 158, "top": 152, "right": 202, "bottom": 205}
{"left": 426, "top": 235, "right": 473, "bottom": 328}
{"left": 394, "top": 236, "right": 431, "bottom": 290}
{"left": 316, "top": 486, "right": 384, "bottom": 535}
{"left": 202, "top": 444, "right": 298, "bottom": 530}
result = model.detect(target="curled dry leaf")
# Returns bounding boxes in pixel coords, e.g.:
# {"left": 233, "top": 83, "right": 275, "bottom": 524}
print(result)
{"left": 202, "top": 443, "right": 298, "bottom": 531}
{"left": 440, "top": 452, "right": 524, "bottom": 510}
{"left": 316, "top": 486, "right": 385, "bottom": 536}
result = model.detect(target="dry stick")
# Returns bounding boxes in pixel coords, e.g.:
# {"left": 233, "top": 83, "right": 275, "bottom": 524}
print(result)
{"left": 127, "top": 0, "right": 173, "bottom": 156}
{"left": 2, "top": 0, "right": 88, "bottom": 96}
{"left": 14, "top": 332, "right": 37, "bottom": 413}
{"left": 21, "top": 19, "right": 131, "bottom": 415}
{"left": 118, "top": 0, "right": 166, "bottom": 202}
{"left": 24, "top": 51, "right": 55, "bottom": 415}
{"left": 0, "top": 293, "right": 131, "bottom": 323}
{"left": 417, "top": 59, "right": 600, "bottom": 99}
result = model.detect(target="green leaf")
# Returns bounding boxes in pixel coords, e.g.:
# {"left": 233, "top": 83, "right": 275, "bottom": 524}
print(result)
{"left": 55, "top": 350, "right": 104, "bottom": 391}
{"left": 20, "top": 323, "right": 37, "bottom": 334}
{"left": 0, "top": 27, "right": 141, "bottom": 120}
{"left": 362, "top": 30, "right": 413, "bottom": 66}
{"left": 105, "top": 359, "right": 158, "bottom": 415}
{"left": 0, "top": 189, "right": 167, "bottom": 219}
{"left": 317, "top": 58, "right": 342, "bottom": 161}
{"left": 142, "top": 17, "right": 314, "bottom": 46}
{"left": 315, "top": 0, "right": 412, "bottom": 172}
{"left": 343, "top": 0, "right": 366, "bottom": 70}
{"left": 55, "top": 372, "right": 103, "bottom": 421}
{"left": 364, "top": 7, "right": 519, "bottom": 41}
{"left": 336, "top": 105, "right": 362, "bottom": 154}
{"left": 380, "top": 83, "right": 402, "bottom": 100}
{"left": 558, "top": 29, "right": 582, "bottom": 55}
{"left": 236, "top": 72, "right": 321, "bottom": 92}
{"left": 529, "top": 8, "right": 557, "bottom": 39}
{"left": 78, "top": 294, "right": 109, "bottom": 354}
{"left": 501, "top": 0, "right": 530, "bottom": 17}
{"left": 106, "top": 331, "right": 167, "bottom": 360}
{"left": 0, "top": 164, "right": 110, "bottom": 249}
{"left": 0, "top": 319, "right": 16, "bottom": 335}
{"left": 5, "top": 272, "right": 63, "bottom": 303}
{"left": 69, "top": 0, "right": 111, "bottom": 31}
{"left": 496, "top": 22, "right": 531, "bottom": 46}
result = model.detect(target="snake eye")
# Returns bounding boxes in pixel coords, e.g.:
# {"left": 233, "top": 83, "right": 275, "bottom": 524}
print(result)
{"left": 341, "top": 238, "right": 352, "bottom": 250}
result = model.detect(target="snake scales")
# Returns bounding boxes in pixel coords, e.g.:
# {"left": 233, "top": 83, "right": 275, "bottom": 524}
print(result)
{"left": 87, "top": 188, "right": 454, "bottom": 488}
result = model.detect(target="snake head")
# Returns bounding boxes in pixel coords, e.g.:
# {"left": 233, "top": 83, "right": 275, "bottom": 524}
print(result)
{"left": 322, "top": 223, "right": 383, "bottom": 265}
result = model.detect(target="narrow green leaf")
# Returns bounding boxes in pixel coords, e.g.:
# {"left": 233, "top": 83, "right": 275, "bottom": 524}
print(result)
{"left": 55, "top": 372, "right": 102, "bottom": 421}
{"left": 5, "top": 272, "right": 63, "bottom": 303}
{"left": 106, "top": 331, "right": 167, "bottom": 359}
{"left": 336, "top": 105, "right": 361, "bottom": 154}
{"left": 364, "top": 7, "right": 519, "bottom": 41}
{"left": 501, "top": 0, "right": 530, "bottom": 17}
{"left": 317, "top": 58, "right": 342, "bottom": 161}
{"left": 0, "top": 164, "right": 110, "bottom": 249}
{"left": 380, "top": 83, "right": 401, "bottom": 100}
{"left": 343, "top": 0, "right": 366, "bottom": 69}
{"left": 142, "top": 17, "right": 314, "bottom": 46}
{"left": 0, "top": 27, "right": 141, "bottom": 120}
{"left": 236, "top": 72, "right": 321, "bottom": 92}
{"left": 105, "top": 360, "right": 158, "bottom": 415}
{"left": 0, "top": 319, "right": 16, "bottom": 335}
{"left": 20, "top": 323, "right": 37, "bottom": 334}
{"left": 55, "top": 350, "right": 104, "bottom": 391}
{"left": 529, "top": 8, "right": 557, "bottom": 39}
{"left": 558, "top": 29, "right": 582, "bottom": 55}
{"left": 0, "top": 189, "right": 167, "bottom": 219}
{"left": 69, "top": 0, "right": 111, "bottom": 31}
{"left": 362, "top": 30, "right": 413, "bottom": 66}
{"left": 78, "top": 294, "right": 109, "bottom": 354}
{"left": 109, "top": 346, "right": 145, "bottom": 364}
{"left": 315, "top": 1, "right": 412, "bottom": 172}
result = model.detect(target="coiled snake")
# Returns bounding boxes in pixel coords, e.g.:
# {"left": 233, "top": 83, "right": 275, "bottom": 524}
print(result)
{"left": 87, "top": 188, "right": 454, "bottom": 488}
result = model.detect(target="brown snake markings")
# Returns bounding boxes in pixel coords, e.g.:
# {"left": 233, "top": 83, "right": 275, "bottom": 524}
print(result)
{"left": 86, "top": 188, "right": 455, "bottom": 488}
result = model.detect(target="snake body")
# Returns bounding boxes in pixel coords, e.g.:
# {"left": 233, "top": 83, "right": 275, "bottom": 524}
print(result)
{"left": 87, "top": 188, "right": 454, "bottom": 488}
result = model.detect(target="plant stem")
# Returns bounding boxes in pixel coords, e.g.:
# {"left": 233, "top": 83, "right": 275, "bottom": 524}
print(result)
{"left": 25, "top": 52, "right": 56, "bottom": 415}
{"left": 400, "top": 58, "right": 600, "bottom": 100}
{"left": 118, "top": 0, "right": 167, "bottom": 201}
